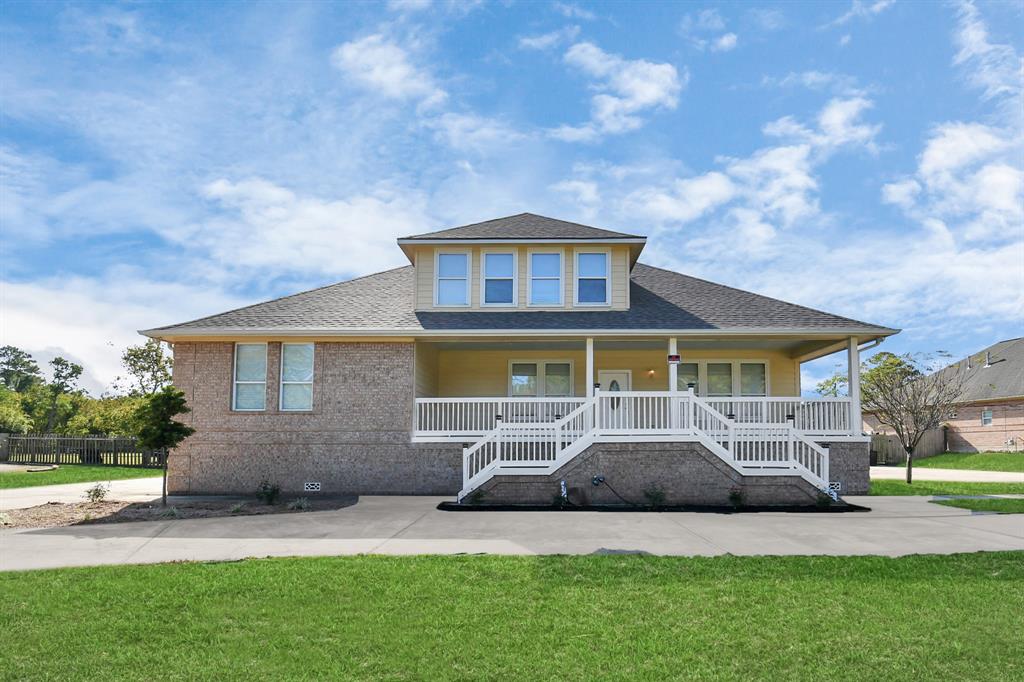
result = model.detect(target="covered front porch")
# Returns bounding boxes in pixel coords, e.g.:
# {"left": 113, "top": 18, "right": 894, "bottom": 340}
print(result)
{"left": 412, "top": 334, "right": 865, "bottom": 440}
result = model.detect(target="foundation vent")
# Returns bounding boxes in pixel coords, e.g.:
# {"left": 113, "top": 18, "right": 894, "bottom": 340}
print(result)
{"left": 304, "top": 482, "right": 322, "bottom": 493}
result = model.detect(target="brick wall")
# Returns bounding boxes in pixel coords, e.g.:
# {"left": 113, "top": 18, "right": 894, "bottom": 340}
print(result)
{"left": 170, "top": 341, "right": 461, "bottom": 495}
{"left": 474, "top": 441, "right": 846, "bottom": 507}
{"left": 946, "top": 401, "right": 1024, "bottom": 452}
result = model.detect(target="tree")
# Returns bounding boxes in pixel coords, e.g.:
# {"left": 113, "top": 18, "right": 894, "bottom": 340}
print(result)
{"left": 43, "top": 357, "right": 83, "bottom": 432}
{"left": 135, "top": 386, "right": 195, "bottom": 505}
{"left": 0, "top": 386, "right": 31, "bottom": 434}
{"left": 116, "top": 340, "right": 172, "bottom": 395}
{"left": 859, "top": 352, "right": 966, "bottom": 484}
{"left": 0, "top": 346, "right": 43, "bottom": 392}
{"left": 65, "top": 395, "right": 146, "bottom": 436}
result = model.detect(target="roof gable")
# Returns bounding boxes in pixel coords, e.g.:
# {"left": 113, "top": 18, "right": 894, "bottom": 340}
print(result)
{"left": 934, "top": 337, "right": 1024, "bottom": 403}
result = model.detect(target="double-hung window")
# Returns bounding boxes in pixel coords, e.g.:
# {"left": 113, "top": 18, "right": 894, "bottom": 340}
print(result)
{"left": 675, "top": 360, "right": 768, "bottom": 397}
{"left": 981, "top": 409, "right": 993, "bottom": 426}
{"left": 676, "top": 363, "right": 700, "bottom": 393}
{"left": 706, "top": 363, "right": 733, "bottom": 397}
{"left": 233, "top": 343, "right": 267, "bottom": 411}
{"left": 739, "top": 363, "right": 767, "bottom": 397}
{"left": 529, "top": 252, "right": 562, "bottom": 306}
{"left": 280, "top": 343, "right": 314, "bottom": 411}
{"left": 510, "top": 361, "right": 574, "bottom": 397}
{"left": 575, "top": 251, "right": 609, "bottom": 305}
{"left": 482, "top": 252, "right": 516, "bottom": 306}
{"left": 436, "top": 252, "right": 469, "bottom": 306}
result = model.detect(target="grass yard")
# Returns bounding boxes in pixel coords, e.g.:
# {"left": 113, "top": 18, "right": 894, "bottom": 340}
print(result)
{"left": 869, "top": 479, "right": 1024, "bottom": 496}
{"left": 932, "top": 498, "right": 1024, "bottom": 514}
{"left": 0, "top": 464, "right": 160, "bottom": 489}
{"left": 915, "top": 451, "right": 1024, "bottom": 472}
{"left": 1, "top": 553, "right": 1022, "bottom": 681}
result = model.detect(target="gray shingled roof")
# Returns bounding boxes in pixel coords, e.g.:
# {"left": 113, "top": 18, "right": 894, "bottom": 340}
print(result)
{"left": 935, "top": 338, "right": 1024, "bottom": 403}
{"left": 145, "top": 263, "right": 897, "bottom": 335}
{"left": 400, "top": 213, "right": 644, "bottom": 241}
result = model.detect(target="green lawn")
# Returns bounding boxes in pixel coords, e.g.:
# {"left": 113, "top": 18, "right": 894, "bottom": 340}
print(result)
{"left": 915, "top": 451, "right": 1024, "bottom": 472}
{"left": 869, "top": 479, "right": 1024, "bottom": 496}
{"left": 0, "top": 464, "right": 160, "bottom": 489}
{"left": 1, "top": 554, "right": 1022, "bottom": 680}
{"left": 933, "top": 498, "right": 1024, "bottom": 514}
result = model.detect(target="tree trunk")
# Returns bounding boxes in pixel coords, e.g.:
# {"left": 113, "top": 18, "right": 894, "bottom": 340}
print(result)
{"left": 905, "top": 447, "right": 914, "bottom": 484}
{"left": 162, "top": 451, "right": 168, "bottom": 507}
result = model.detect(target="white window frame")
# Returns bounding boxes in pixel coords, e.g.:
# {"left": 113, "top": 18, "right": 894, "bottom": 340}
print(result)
{"left": 675, "top": 359, "right": 771, "bottom": 397}
{"left": 527, "top": 248, "right": 564, "bottom": 307}
{"left": 434, "top": 249, "right": 471, "bottom": 307}
{"left": 480, "top": 249, "right": 518, "bottom": 307}
{"left": 279, "top": 343, "right": 315, "bottom": 412}
{"left": 981, "top": 409, "right": 993, "bottom": 426}
{"left": 573, "top": 248, "right": 611, "bottom": 307}
{"left": 507, "top": 359, "right": 575, "bottom": 397}
{"left": 232, "top": 342, "right": 267, "bottom": 412}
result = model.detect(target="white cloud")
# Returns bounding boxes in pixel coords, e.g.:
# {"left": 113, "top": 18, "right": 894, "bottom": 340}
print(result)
{"left": 555, "top": 42, "right": 684, "bottom": 139}
{"left": 0, "top": 272, "right": 248, "bottom": 394}
{"left": 387, "top": 0, "right": 432, "bottom": 11}
{"left": 747, "top": 8, "right": 785, "bottom": 31}
{"left": 825, "top": 0, "right": 895, "bottom": 28}
{"left": 553, "top": 2, "right": 596, "bottom": 20}
{"left": 428, "top": 112, "right": 528, "bottom": 153}
{"left": 59, "top": 7, "right": 161, "bottom": 55}
{"left": 331, "top": 34, "right": 447, "bottom": 108}
{"left": 625, "top": 171, "right": 736, "bottom": 224}
{"left": 194, "top": 178, "right": 428, "bottom": 277}
{"left": 763, "top": 97, "right": 881, "bottom": 153}
{"left": 761, "top": 70, "right": 864, "bottom": 96}
{"left": 918, "top": 122, "right": 1007, "bottom": 180}
{"left": 839, "top": 34, "right": 851, "bottom": 46}
{"left": 518, "top": 25, "right": 580, "bottom": 50}
{"left": 710, "top": 33, "right": 738, "bottom": 52}
{"left": 953, "top": 1, "right": 1023, "bottom": 109}
{"left": 881, "top": 178, "right": 921, "bottom": 209}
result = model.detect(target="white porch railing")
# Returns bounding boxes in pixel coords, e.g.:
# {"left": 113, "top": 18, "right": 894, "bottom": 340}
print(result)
{"left": 456, "top": 390, "right": 836, "bottom": 501}
{"left": 414, "top": 397, "right": 586, "bottom": 438}
{"left": 415, "top": 394, "right": 853, "bottom": 439}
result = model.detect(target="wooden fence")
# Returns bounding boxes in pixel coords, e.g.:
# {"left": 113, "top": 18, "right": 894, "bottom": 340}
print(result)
{"left": 870, "top": 428, "right": 946, "bottom": 465}
{"left": 0, "top": 434, "right": 165, "bottom": 468}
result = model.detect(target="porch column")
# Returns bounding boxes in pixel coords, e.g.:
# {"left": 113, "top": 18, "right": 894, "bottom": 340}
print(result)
{"left": 668, "top": 337, "right": 678, "bottom": 394}
{"left": 848, "top": 336, "right": 861, "bottom": 436}
{"left": 586, "top": 337, "right": 594, "bottom": 398}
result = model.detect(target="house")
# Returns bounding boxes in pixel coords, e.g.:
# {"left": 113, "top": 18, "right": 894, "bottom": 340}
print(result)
{"left": 868, "top": 338, "right": 1023, "bottom": 453}
{"left": 143, "top": 213, "right": 899, "bottom": 506}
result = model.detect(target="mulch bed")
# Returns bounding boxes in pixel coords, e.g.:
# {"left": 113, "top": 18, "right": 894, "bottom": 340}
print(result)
{"left": 1, "top": 497, "right": 357, "bottom": 530}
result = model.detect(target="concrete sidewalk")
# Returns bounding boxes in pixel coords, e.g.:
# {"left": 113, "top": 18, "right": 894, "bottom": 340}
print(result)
{"left": 2, "top": 495, "right": 1021, "bottom": 571}
{"left": 0, "top": 476, "right": 163, "bottom": 511}
{"left": 870, "top": 466, "right": 1024, "bottom": 483}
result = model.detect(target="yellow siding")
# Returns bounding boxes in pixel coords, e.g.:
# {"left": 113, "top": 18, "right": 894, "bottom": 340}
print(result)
{"left": 414, "top": 342, "right": 439, "bottom": 397}
{"left": 411, "top": 244, "right": 631, "bottom": 312}
{"left": 435, "top": 347, "right": 800, "bottom": 397}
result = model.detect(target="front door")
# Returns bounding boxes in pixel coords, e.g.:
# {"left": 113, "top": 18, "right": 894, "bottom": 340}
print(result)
{"left": 597, "top": 370, "right": 632, "bottom": 429}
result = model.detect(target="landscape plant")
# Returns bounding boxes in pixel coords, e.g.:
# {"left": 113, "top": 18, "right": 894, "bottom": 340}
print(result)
{"left": 134, "top": 386, "right": 195, "bottom": 506}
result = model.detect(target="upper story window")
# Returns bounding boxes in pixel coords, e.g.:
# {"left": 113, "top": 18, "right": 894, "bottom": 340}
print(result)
{"left": 280, "top": 343, "right": 314, "bottom": 411}
{"left": 981, "top": 409, "right": 993, "bottom": 426}
{"left": 482, "top": 252, "right": 516, "bottom": 306}
{"left": 529, "top": 252, "right": 563, "bottom": 306}
{"left": 233, "top": 343, "right": 267, "bottom": 411}
{"left": 575, "top": 251, "right": 609, "bottom": 305}
{"left": 435, "top": 252, "right": 469, "bottom": 306}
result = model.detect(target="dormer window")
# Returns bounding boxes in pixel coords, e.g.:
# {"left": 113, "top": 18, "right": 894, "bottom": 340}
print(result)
{"left": 529, "top": 251, "right": 563, "bottom": 306}
{"left": 436, "top": 252, "right": 469, "bottom": 306}
{"left": 575, "top": 251, "right": 609, "bottom": 306}
{"left": 482, "top": 251, "right": 516, "bottom": 306}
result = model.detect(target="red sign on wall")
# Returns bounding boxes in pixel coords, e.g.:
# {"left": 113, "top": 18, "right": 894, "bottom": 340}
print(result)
{"left": 667, "top": 354, "right": 681, "bottom": 365}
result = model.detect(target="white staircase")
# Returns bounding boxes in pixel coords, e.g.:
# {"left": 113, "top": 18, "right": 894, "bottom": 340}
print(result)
{"left": 458, "top": 390, "right": 831, "bottom": 502}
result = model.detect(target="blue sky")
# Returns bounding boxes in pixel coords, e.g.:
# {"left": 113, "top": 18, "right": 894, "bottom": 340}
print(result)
{"left": 1, "top": 0, "right": 1022, "bottom": 394}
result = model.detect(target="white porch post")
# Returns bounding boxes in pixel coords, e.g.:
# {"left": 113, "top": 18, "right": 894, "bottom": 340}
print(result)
{"left": 848, "top": 336, "right": 861, "bottom": 436}
{"left": 669, "top": 337, "right": 679, "bottom": 429}
{"left": 585, "top": 337, "right": 595, "bottom": 399}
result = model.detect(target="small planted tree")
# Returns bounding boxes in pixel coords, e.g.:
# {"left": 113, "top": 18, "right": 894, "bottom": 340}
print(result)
{"left": 135, "top": 386, "right": 195, "bottom": 506}
{"left": 860, "top": 352, "right": 966, "bottom": 484}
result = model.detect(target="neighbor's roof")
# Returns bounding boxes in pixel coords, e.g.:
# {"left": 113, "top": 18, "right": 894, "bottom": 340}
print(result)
{"left": 935, "top": 337, "right": 1024, "bottom": 403}
{"left": 398, "top": 213, "right": 645, "bottom": 241}
{"left": 143, "top": 263, "right": 899, "bottom": 339}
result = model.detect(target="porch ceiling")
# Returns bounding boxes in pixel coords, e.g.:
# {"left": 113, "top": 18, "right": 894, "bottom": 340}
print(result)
{"left": 425, "top": 336, "right": 848, "bottom": 359}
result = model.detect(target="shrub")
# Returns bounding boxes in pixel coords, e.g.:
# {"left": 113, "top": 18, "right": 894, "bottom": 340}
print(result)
{"left": 287, "top": 497, "right": 311, "bottom": 511}
{"left": 643, "top": 486, "right": 666, "bottom": 508}
{"left": 816, "top": 492, "right": 834, "bottom": 508}
{"left": 83, "top": 482, "right": 109, "bottom": 503}
{"left": 0, "top": 512, "right": 10, "bottom": 526}
{"left": 728, "top": 487, "right": 744, "bottom": 508}
{"left": 229, "top": 501, "right": 247, "bottom": 514}
{"left": 256, "top": 480, "right": 281, "bottom": 505}
{"left": 160, "top": 506, "right": 181, "bottom": 518}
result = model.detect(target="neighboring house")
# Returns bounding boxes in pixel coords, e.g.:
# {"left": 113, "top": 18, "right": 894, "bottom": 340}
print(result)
{"left": 865, "top": 338, "right": 1023, "bottom": 453}
{"left": 143, "top": 213, "right": 898, "bottom": 506}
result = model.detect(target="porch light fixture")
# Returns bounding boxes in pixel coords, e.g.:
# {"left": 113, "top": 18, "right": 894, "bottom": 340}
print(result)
{"left": 647, "top": 369, "right": 656, "bottom": 378}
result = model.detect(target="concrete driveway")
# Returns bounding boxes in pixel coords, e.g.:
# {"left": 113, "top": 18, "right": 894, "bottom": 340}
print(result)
{"left": 2, "top": 495, "right": 1021, "bottom": 571}
{"left": 0, "top": 476, "right": 163, "bottom": 511}
{"left": 870, "top": 466, "right": 1024, "bottom": 483}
